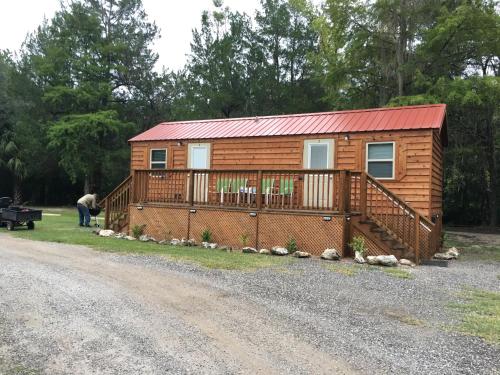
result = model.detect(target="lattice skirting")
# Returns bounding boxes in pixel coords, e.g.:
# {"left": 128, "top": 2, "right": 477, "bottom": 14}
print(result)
{"left": 129, "top": 206, "right": 189, "bottom": 240}
{"left": 128, "top": 204, "right": 347, "bottom": 255}
{"left": 189, "top": 209, "right": 257, "bottom": 249}
{"left": 258, "top": 213, "right": 344, "bottom": 256}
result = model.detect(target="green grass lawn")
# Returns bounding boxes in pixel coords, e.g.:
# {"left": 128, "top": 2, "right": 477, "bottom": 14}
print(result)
{"left": 7, "top": 208, "right": 294, "bottom": 271}
{"left": 443, "top": 232, "right": 500, "bottom": 262}
{"left": 381, "top": 267, "right": 414, "bottom": 279}
{"left": 450, "top": 289, "right": 500, "bottom": 345}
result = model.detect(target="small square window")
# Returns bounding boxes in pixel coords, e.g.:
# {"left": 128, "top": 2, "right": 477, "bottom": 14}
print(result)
{"left": 366, "top": 142, "right": 394, "bottom": 179}
{"left": 150, "top": 149, "right": 167, "bottom": 169}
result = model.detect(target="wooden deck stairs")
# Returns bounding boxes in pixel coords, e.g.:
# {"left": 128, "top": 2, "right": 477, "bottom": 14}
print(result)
{"left": 99, "top": 175, "right": 132, "bottom": 234}
{"left": 351, "top": 217, "right": 415, "bottom": 259}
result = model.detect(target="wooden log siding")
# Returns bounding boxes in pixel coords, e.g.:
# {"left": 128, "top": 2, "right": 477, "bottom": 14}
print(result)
{"left": 430, "top": 129, "right": 444, "bottom": 217}
{"left": 130, "top": 129, "right": 439, "bottom": 218}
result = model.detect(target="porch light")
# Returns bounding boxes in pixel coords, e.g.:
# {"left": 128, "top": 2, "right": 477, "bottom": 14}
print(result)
{"left": 344, "top": 134, "right": 350, "bottom": 141}
{"left": 323, "top": 216, "right": 332, "bottom": 221}
{"left": 249, "top": 212, "right": 257, "bottom": 217}
{"left": 137, "top": 206, "right": 143, "bottom": 210}
{"left": 176, "top": 141, "right": 183, "bottom": 146}
{"left": 189, "top": 209, "right": 197, "bottom": 213}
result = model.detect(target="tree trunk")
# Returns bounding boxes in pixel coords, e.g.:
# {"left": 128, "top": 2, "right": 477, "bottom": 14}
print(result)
{"left": 12, "top": 176, "right": 22, "bottom": 205}
{"left": 485, "top": 113, "right": 497, "bottom": 226}
{"left": 84, "top": 175, "right": 91, "bottom": 195}
{"left": 395, "top": 1, "right": 408, "bottom": 97}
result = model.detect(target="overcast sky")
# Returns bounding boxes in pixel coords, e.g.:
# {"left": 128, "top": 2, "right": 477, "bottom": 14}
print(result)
{"left": 0, "top": 0, "right": 267, "bottom": 71}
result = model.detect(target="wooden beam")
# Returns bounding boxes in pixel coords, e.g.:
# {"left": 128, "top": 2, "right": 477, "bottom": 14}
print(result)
{"left": 256, "top": 170, "right": 262, "bottom": 210}
{"left": 414, "top": 212, "right": 420, "bottom": 264}
{"left": 359, "top": 172, "right": 367, "bottom": 221}
{"left": 188, "top": 170, "right": 195, "bottom": 206}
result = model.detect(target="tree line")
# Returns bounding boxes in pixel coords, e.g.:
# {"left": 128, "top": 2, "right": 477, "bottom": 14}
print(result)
{"left": 0, "top": 0, "right": 498, "bottom": 225}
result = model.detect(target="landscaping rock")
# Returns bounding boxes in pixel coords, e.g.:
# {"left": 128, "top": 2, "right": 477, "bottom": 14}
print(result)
{"left": 271, "top": 246, "right": 288, "bottom": 256}
{"left": 434, "top": 252, "right": 454, "bottom": 260}
{"left": 242, "top": 247, "right": 258, "bottom": 254}
{"left": 115, "top": 233, "right": 127, "bottom": 239}
{"left": 446, "top": 247, "right": 460, "bottom": 259}
{"left": 170, "top": 238, "right": 181, "bottom": 246}
{"left": 125, "top": 236, "right": 136, "bottom": 241}
{"left": 202, "top": 242, "right": 218, "bottom": 249}
{"left": 187, "top": 238, "right": 197, "bottom": 247}
{"left": 158, "top": 240, "right": 168, "bottom": 245}
{"left": 139, "top": 234, "right": 156, "bottom": 242}
{"left": 354, "top": 251, "right": 366, "bottom": 264}
{"left": 259, "top": 249, "right": 271, "bottom": 255}
{"left": 321, "top": 248, "right": 340, "bottom": 261}
{"left": 293, "top": 251, "right": 311, "bottom": 258}
{"left": 98, "top": 229, "right": 115, "bottom": 237}
{"left": 378, "top": 255, "right": 398, "bottom": 267}
{"left": 180, "top": 238, "right": 190, "bottom": 246}
{"left": 92, "top": 229, "right": 101, "bottom": 235}
{"left": 399, "top": 258, "right": 416, "bottom": 267}
{"left": 366, "top": 255, "right": 398, "bottom": 266}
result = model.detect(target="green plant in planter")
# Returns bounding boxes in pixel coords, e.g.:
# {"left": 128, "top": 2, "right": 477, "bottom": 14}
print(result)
{"left": 201, "top": 228, "right": 213, "bottom": 243}
{"left": 350, "top": 235, "right": 366, "bottom": 256}
{"left": 131, "top": 224, "right": 146, "bottom": 239}
{"left": 285, "top": 237, "right": 298, "bottom": 254}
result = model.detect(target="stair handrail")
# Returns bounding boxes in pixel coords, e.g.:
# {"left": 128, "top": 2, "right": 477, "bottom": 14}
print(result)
{"left": 98, "top": 175, "right": 133, "bottom": 208}
{"left": 362, "top": 172, "right": 437, "bottom": 262}
{"left": 99, "top": 175, "right": 133, "bottom": 229}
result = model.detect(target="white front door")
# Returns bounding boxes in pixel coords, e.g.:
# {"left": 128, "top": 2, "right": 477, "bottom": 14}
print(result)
{"left": 188, "top": 144, "right": 211, "bottom": 203}
{"left": 303, "top": 140, "right": 334, "bottom": 209}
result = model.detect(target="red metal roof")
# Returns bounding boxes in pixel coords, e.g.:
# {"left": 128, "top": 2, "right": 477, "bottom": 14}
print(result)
{"left": 129, "top": 104, "right": 447, "bottom": 142}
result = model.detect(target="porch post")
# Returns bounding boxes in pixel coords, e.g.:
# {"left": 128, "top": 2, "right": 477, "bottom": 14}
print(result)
{"left": 188, "top": 170, "right": 195, "bottom": 206}
{"left": 338, "top": 170, "right": 350, "bottom": 214}
{"left": 414, "top": 212, "right": 420, "bottom": 264}
{"left": 130, "top": 170, "right": 136, "bottom": 203}
{"left": 256, "top": 170, "right": 262, "bottom": 210}
{"left": 104, "top": 197, "right": 110, "bottom": 229}
{"left": 359, "top": 172, "right": 367, "bottom": 221}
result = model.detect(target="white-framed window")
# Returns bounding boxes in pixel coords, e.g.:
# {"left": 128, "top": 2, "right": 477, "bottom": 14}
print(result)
{"left": 150, "top": 149, "right": 167, "bottom": 169}
{"left": 366, "top": 142, "right": 395, "bottom": 179}
{"left": 303, "top": 139, "right": 334, "bottom": 169}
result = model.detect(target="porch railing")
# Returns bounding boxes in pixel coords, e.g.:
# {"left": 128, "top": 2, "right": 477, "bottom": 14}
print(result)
{"left": 132, "top": 169, "right": 356, "bottom": 213}
{"left": 99, "top": 175, "right": 132, "bottom": 231}
{"left": 103, "top": 168, "right": 440, "bottom": 261}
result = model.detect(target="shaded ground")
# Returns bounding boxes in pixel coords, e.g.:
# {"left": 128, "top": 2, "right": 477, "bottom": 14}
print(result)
{"left": 0, "top": 232, "right": 499, "bottom": 374}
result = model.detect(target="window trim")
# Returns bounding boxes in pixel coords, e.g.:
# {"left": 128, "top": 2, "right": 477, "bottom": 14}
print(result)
{"left": 365, "top": 141, "right": 395, "bottom": 180}
{"left": 149, "top": 148, "right": 167, "bottom": 169}
{"left": 187, "top": 143, "right": 211, "bottom": 169}
{"left": 303, "top": 139, "right": 334, "bottom": 169}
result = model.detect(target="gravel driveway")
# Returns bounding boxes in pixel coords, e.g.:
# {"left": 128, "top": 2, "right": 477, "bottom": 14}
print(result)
{"left": 0, "top": 234, "right": 498, "bottom": 375}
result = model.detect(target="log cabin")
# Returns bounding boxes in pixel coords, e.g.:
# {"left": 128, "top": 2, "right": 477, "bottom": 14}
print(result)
{"left": 102, "top": 104, "right": 447, "bottom": 263}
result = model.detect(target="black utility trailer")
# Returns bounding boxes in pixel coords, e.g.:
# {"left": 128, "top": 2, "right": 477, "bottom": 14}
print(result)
{"left": 0, "top": 197, "right": 42, "bottom": 231}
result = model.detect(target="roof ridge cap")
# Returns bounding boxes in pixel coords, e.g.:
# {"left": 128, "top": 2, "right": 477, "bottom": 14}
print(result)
{"left": 154, "top": 104, "right": 446, "bottom": 127}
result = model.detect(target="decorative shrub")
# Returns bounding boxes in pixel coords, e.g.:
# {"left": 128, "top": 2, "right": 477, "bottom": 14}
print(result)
{"left": 239, "top": 232, "right": 249, "bottom": 247}
{"left": 285, "top": 237, "right": 298, "bottom": 253}
{"left": 350, "top": 235, "right": 366, "bottom": 256}
{"left": 201, "top": 227, "right": 213, "bottom": 243}
{"left": 131, "top": 224, "right": 146, "bottom": 239}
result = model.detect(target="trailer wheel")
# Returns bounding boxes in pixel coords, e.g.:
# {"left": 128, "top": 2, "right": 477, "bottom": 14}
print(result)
{"left": 27, "top": 221, "right": 35, "bottom": 230}
{"left": 6, "top": 221, "right": 14, "bottom": 231}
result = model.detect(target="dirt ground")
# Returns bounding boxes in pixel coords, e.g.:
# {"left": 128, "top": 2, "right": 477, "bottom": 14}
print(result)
{"left": 0, "top": 233, "right": 498, "bottom": 374}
